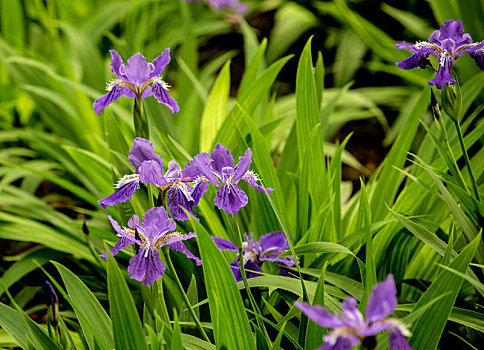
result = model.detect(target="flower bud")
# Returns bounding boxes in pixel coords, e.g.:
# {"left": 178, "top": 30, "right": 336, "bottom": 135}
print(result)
{"left": 134, "top": 228, "right": 141, "bottom": 255}
{"left": 45, "top": 281, "right": 59, "bottom": 326}
{"left": 82, "top": 220, "right": 89, "bottom": 235}
{"left": 441, "top": 80, "right": 462, "bottom": 122}
{"left": 430, "top": 89, "right": 441, "bottom": 119}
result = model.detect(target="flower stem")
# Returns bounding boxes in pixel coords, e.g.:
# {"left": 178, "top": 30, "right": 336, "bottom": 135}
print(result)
{"left": 164, "top": 248, "right": 211, "bottom": 343}
{"left": 229, "top": 215, "right": 271, "bottom": 346}
{"left": 155, "top": 278, "right": 172, "bottom": 331}
{"left": 454, "top": 120, "right": 480, "bottom": 201}
{"left": 133, "top": 97, "right": 149, "bottom": 139}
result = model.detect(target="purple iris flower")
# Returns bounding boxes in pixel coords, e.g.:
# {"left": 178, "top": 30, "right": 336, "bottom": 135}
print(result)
{"left": 212, "top": 231, "right": 294, "bottom": 282}
{"left": 185, "top": 0, "right": 247, "bottom": 14}
{"left": 296, "top": 275, "right": 412, "bottom": 350}
{"left": 194, "top": 144, "right": 273, "bottom": 215}
{"left": 396, "top": 20, "right": 484, "bottom": 89}
{"left": 98, "top": 138, "right": 208, "bottom": 221}
{"left": 207, "top": 0, "right": 247, "bottom": 14}
{"left": 100, "top": 207, "right": 201, "bottom": 286}
{"left": 93, "top": 49, "right": 179, "bottom": 115}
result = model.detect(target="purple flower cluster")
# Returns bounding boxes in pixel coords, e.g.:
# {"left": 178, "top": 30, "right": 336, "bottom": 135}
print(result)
{"left": 93, "top": 49, "right": 179, "bottom": 115}
{"left": 98, "top": 139, "right": 270, "bottom": 218}
{"left": 296, "top": 275, "right": 412, "bottom": 350}
{"left": 101, "top": 207, "right": 201, "bottom": 286}
{"left": 98, "top": 137, "right": 208, "bottom": 221}
{"left": 98, "top": 139, "right": 272, "bottom": 284}
{"left": 396, "top": 20, "right": 484, "bottom": 89}
{"left": 194, "top": 144, "right": 273, "bottom": 215}
{"left": 213, "top": 231, "right": 294, "bottom": 282}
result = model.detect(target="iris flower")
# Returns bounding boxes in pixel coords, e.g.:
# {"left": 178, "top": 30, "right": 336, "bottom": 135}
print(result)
{"left": 98, "top": 138, "right": 208, "bottom": 221}
{"left": 185, "top": 0, "right": 247, "bottom": 14}
{"left": 101, "top": 207, "right": 201, "bottom": 286}
{"left": 93, "top": 49, "right": 179, "bottom": 114}
{"left": 206, "top": 0, "right": 247, "bottom": 13}
{"left": 194, "top": 144, "right": 272, "bottom": 215}
{"left": 213, "top": 232, "right": 294, "bottom": 282}
{"left": 396, "top": 20, "right": 484, "bottom": 89}
{"left": 296, "top": 275, "right": 412, "bottom": 350}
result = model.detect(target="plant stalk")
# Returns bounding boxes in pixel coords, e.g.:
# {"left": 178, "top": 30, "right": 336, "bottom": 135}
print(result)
{"left": 133, "top": 97, "right": 149, "bottom": 139}
{"left": 229, "top": 215, "right": 271, "bottom": 345}
{"left": 164, "top": 248, "right": 211, "bottom": 343}
{"left": 454, "top": 120, "right": 480, "bottom": 201}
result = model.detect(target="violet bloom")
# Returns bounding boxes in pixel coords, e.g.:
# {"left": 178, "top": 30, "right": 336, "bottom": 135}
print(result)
{"left": 194, "top": 144, "right": 272, "bottom": 215}
{"left": 185, "top": 0, "right": 247, "bottom": 14}
{"left": 93, "top": 49, "right": 179, "bottom": 115}
{"left": 212, "top": 231, "right": 294, "bottom": 282}
{"left": 100, "top": 207, "right": 201, "bottom": 286}
{"left": 206, "top": 0, "right": 247, "bottom": 14}
{"left": 98, "top": 138, "right": 208, "bottom": 221}
{"left": 296, "top": 275, "right": 412, "bottom": 350}
{"left": 396, "top": 20, "right": 484, "bottom": 89}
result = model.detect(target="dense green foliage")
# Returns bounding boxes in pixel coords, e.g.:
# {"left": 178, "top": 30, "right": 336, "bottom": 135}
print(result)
{"left": 0, "top": 0, "right": 482, "bottom": 349}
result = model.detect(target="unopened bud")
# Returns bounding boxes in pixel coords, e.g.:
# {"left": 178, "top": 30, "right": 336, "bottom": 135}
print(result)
{"left": 45, "top": 281, "right": 59, "bottom": 326}
{"left": 82, "top": 220, "right": 89, "bottom": 235}
{"left": 134, "top": 228, "right": 141, "bottom": 255}
{"left": 441, "top": 80, "right": 462, "bottom": 122}
{"left": 430, "top": 89, "right": 441, "bottom": 118}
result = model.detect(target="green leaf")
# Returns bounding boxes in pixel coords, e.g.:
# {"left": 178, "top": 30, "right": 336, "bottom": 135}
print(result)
{"left": 238, "top": 39, "right": 267, "bottom": 99}
{"left": 192, "top": 219, "right": 255, "bottom": 350}
{"left": 411, "top": 153, "right": 483, "bottom": 263}
{"left": 296, "top": 38, "right": 326, "bottom": 236}
{"left": 199, "top": 60, "right": 230, "bottom": 152}
{"left": 370, "top": 86, "right": 429, "bottom": 221}
{"left": 0, "top": 302, "right": 28, "bottom": 349}
{"left": 267, "top": 2, "right": 316, "bottom": 63}
{"left": 0, "top": 248, "right": 64, "bottom": 298}
{"left": 214, "top": 54, "right": 292, "bottom": 151}
{"left": 0, "top": 0, "right": 25, "bottom": 47}
{"left": 305, "top": 263, "right": 327, "bottom": 350}
{"left": 410, "top": 233, "right": 481, "bottom": 350}
{"left": 171, "top": 313, "right": 183, "bottom": 350}
{"left": 358, "top": 181, "right": 376, "bottom": 305}
{"left": 334, "top": 30, "right": 366, "bottom": 87}
{"left": 106, "top": 249, "right": 148, "bottom": 350}
{"left": 278, "top": 242, "right": 357, "bottom": 259}
{"left": 54, "top": 262, "right": 114, "bottom": 350}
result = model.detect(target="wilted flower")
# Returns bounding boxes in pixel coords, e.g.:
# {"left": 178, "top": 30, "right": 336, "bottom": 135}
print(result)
{"left": 98, "top": 138, "right": 208, "bottom": 221}
{"left": 396, "top": 20, "right": 484, "bottom": 89}
{"left": 296, "top": 275, "right": 412, "bottom": 350}
{"left": 194, "top": 144, "right": 272, "bottom": 215}
{"left": 100, "top": 207, "right": 201, "bottom": 286}
{"left": 213, "top": 231, "right": 294, "bottom": 282}
{"left": 93, "top": 49, "right": 179, "bottom": 114}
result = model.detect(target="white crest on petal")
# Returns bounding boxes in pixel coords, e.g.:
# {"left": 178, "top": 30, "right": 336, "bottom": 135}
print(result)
{"left": 106, "top": 79, "right": 123, "bottom": 91}
{"left": 324, "top": 327, "right": 353, "bottom": 345}
{"left": 152, "top": 77, "right": 171, "bottom": 90}
{"left": 115, "top": 174, "right": 140, "bottom": 188}
{"left": 439, "top": 51, "right": 453, "bottom": 66}
{"left": 387, "top": 319, "right": 412, "bottom": 337}
{"left": 172, "top": 181, "right": 195, "bottom": 201}
{"left": 243, "top": 170, "right": 261, "bottom": 182}
{"left": 194, "top": 175, "right": 208, "bottom": 185}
